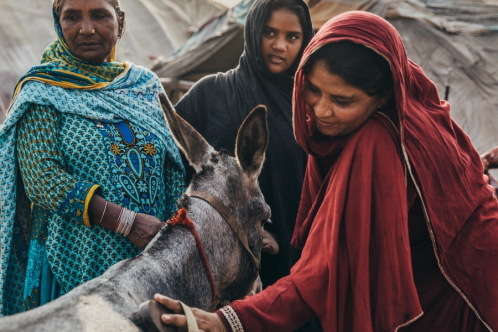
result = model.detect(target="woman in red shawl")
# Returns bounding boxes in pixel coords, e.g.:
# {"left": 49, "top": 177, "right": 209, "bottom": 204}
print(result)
{"left": 156, "top": 11, "right": 498, "bottom": 332}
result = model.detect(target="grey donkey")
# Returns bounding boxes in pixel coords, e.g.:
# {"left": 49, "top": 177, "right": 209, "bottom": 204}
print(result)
{"left": 0, "top": 94, "right": 271, "bottom": 332}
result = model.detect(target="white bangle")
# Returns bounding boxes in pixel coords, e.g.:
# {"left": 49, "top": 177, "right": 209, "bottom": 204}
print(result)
{"left": 219, "top": 306, "right": 244, "bottom": 332}
{"left": 123, "top": 209, "right": 136, "bottom": 237}
{"left": 113, "top": 207, "right": 125, "bottom": 233}
{"left": 114, "top": 208, "right": 136, "bottom": 237}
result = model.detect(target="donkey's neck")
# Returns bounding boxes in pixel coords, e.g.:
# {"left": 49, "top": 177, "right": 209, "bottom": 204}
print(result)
{"left": 93, "top": 198, "right": 242, "bottom": 315}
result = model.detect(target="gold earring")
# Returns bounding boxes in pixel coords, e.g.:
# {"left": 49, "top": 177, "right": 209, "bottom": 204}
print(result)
{"left": 91, "top": 29, "right": 95, "bottom": 34}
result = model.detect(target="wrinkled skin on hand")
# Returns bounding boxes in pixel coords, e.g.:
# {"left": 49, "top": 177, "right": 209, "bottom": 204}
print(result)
{"left": 154, "top": 294, "right": 227, "bottom": 332}
{"left": 88, "top": 194, "right": 164, "bottom": 250}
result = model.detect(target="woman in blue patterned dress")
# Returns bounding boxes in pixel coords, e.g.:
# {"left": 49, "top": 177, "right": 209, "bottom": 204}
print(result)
{"left": 0, "top": 0, "right": 185, "bottom": 315}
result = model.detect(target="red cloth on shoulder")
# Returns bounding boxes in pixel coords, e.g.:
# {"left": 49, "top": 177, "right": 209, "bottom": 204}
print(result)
{"left": 291, "top": 11, "right": 498, "bottom": 331}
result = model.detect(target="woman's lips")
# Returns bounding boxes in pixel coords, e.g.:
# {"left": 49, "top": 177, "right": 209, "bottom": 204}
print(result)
{"left": 315, "top": 117, "right": 337, "bottom": 127}
{"left": 268, "top": 54, "right": 284, "bottom": 64}
{"left": 79, "top": 41, "right": 100, "bottom": 48}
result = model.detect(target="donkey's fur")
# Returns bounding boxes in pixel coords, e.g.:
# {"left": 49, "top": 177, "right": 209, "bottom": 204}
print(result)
{"left": 0, "top": 96, "right": 270, "bottom": 332}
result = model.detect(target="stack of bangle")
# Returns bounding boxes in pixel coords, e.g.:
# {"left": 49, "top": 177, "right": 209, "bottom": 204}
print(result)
{"left": 113, "top": 207, "right": 137, "bottom": 237}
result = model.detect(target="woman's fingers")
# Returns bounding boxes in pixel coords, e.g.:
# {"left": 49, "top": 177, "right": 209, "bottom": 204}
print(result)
{"left": 262, "top": 230, "right": 279, "bottom": 255}
{"left": 154, "top": 294, "right": 184, "bottom": 314}
{"left": 154, "top": 295, "right": 226, "bottom": 332}
{"left": 161, "top": 313, "right": 188, "bottom": 327}
{"left": 262, "top": 242, "right": 272, "bottom": 251}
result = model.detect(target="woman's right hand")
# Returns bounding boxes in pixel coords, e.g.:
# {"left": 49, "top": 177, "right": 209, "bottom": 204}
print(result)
{"left": 154, "top": 294, "right": 227, "bottom": 332}
{"left": 89, "top": 194, "right": 165, "bottom": 250}
{"left": 127, "top": 213, "right": 165, "bottom": 250}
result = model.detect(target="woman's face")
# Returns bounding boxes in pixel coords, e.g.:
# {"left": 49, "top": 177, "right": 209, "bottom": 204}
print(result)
{"left": 59, "top": 0, "right": 124, "bottom": 64}
{"left": 261, "top": 8, "right": 303, "bottom": 75}
{"left": 303, "top": 60, "right": 388, "bottom": 137}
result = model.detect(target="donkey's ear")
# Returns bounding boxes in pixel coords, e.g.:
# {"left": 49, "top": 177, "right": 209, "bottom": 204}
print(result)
{"left": 159, "top": 94, "right": 213, "bottom": 173}
{"left": 235, "top": 105, "right": 269, "bottom": 180}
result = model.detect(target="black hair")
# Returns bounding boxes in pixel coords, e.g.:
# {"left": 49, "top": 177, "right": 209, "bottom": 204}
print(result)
{"left": 304, "top": 40, "right": 394, "bottom": 100}
{"left": 266, "top": 0, "right": 309, "bottom": 39}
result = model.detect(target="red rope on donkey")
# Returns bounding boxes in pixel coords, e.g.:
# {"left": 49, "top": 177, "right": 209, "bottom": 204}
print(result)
{"left": 169, "top": 208, "right": 217, "bottom": 303}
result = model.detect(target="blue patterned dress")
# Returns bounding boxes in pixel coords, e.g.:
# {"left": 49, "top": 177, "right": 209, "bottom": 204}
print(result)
{"left": 0, "top": 10, "right": 185, "bottom": 316}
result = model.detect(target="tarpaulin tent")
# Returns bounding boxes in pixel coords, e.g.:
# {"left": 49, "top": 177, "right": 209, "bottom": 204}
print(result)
{"left": 0, "top": 0, "right": 238, "bottom": 123}
{"left": 153, "top": 0, "right": 498, "bottom": 155}
{"left": 152, "top": 0, "right": 251, "bottom": 102}
{"left": 307, "top": 0, "right": 497, "bottom": 33}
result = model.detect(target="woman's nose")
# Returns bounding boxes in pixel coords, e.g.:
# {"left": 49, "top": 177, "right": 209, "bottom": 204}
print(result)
{"left": 80, "top": 18, "right": 94, "bottom": 35}
{"left": 314, "top": 98, "right": 332, "bottom": 118}
{"left": 272, "top": 37, "right": 286, "bottom": 51}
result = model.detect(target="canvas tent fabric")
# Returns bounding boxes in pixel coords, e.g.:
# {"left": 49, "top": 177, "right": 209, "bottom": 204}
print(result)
{"left": 158, "top": 0, "right": 228, "bottom": 36}
{"left": 152, "top": 0, "right": 253, "bottom": 85}
{"left": 0, "top": 0, "right": 236, "bottom": 124}
{"left": 388, "top": 18, "right": 498, "bottom": 154}
{"left": 153, "top": 0, "right": 498, "bottom": 155}
{"left": 152, "top": 0, "right": 496, "bottom": 84}
{"left": 306, "top": 0, "right": 494, "bottom": 33}
{"left": 305, "top": 0, "right": 385, "bottom": 28}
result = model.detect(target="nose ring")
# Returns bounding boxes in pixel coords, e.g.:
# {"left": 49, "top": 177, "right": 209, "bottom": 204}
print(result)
{"left": 79, "top": 29, "right": 82, "bottom": 34}
{"left": 92, "top": 29, "right": 95, "bottom": 34}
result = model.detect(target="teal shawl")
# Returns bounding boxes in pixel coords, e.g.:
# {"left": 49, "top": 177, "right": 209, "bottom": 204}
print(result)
{"left": 0, "top": 10, "right": 184, "bottom": 314}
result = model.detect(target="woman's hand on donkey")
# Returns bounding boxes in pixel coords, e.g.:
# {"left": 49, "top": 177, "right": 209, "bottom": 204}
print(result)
{"left": 89, "top": 194, "right": 164, "bottom": 250}
{"left": 262, "top": 230, "right": 279, "bottom": 255}
{"left": 128, "top": 213, "right": 165, "bottom": 250}
{"left": 154, "top": 294, "right": 227, "bottom": 332}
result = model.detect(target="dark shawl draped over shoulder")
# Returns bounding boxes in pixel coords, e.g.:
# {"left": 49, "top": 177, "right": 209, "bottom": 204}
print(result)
{"left": 291, "top": 11, "right": 498, "bottom": 331}
{"left": 175, "top": 0, "right": 314, "bottom": 285}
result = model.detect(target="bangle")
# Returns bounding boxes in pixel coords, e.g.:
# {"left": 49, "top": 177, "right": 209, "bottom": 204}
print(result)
{"left": 97, "top": 201, "right": 108, "bottom": 226}
{"left": 122, "top": 209, "right": 137, "bottom": 237}
{"left": 114, "top": 207, "right": 137, "bottom": 237}
{"left": 115, "top": 208, "right": 127, "bottom": 235}
{"left": 113, "top": 207, "right": 124, "bottom": 232}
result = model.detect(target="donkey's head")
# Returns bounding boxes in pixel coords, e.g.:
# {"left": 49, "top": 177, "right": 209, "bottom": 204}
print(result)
{"left": 159, "top": 94, "right": 270, "bottom": 304}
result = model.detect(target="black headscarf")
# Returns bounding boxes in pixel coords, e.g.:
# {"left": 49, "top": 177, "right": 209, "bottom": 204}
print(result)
{"left": 175, "top": 0, "right": 314, "bottom": 287}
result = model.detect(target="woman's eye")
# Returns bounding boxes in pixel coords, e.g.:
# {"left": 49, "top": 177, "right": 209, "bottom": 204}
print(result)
{"left": 264, "top": 29, "right": 274, "bottom": 36}
{"left": 288, "top": 34, "right": 298, "bottom": 40}
{"left": 66, "top": 15, "right": 78, "bottom": 21}
{"left": 335, "top": 100, "right": 350, "bottom": 106}
{"left": 306, "top": 83, "right": 319, "bottom": 94}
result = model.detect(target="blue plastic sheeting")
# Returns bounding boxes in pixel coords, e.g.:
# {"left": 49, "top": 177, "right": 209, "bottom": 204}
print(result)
{"left": 232, "top": 0, "right": 256, "bottom": 25}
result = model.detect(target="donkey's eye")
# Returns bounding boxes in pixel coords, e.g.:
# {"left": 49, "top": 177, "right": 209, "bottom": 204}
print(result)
{"left": 261, "top": 218, "right": 272, "bottom": 226}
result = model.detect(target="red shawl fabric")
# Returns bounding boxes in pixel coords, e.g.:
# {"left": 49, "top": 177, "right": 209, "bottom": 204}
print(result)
{"left": 290, "top": 11, "right": 498, "bottom": 331}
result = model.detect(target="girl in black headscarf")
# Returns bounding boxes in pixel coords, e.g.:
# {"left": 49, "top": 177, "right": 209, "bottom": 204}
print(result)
{"left": 175, "top": 0, "right": 314, "bottom": 287}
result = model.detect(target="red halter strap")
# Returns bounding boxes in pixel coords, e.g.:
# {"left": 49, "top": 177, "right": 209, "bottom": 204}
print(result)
{"left": 168, "top": 208, "right": 217, "bottom": 303}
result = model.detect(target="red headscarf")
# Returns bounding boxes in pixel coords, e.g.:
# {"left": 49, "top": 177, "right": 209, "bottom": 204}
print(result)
{"left": 291, "top": 11, "right": 498, "bottom": 331}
